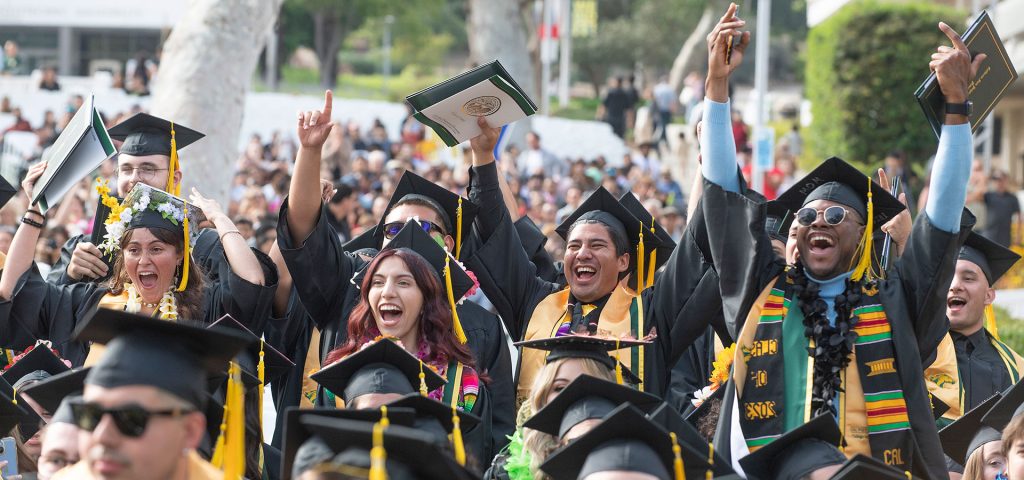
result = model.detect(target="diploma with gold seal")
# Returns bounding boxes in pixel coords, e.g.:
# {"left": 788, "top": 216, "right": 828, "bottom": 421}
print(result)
{"left": 407, "top": 60, "right": 538, "bottom": 147}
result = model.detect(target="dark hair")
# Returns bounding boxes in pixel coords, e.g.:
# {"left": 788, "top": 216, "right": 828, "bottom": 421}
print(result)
{"left": 107, "top": 227, "right": 207, "bottom": 321}
{"left": 324, "top": 249, "right": 476, "bottom": 371}
{"left": 331, "top": 183, "right": 354, "bottom": 204}
{"left": 389, "top": 198, "right": 449, "bottom": 235}
{"left": 569, "top": 219, "right": 630, "bottom": 257}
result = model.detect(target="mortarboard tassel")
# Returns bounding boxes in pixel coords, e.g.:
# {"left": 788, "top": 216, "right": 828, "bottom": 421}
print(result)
{"left": 670, "top": 432, "right": 685, "bottom": 480}
{"left": 455, "top": 197, "right": 464, "bottom": 260}
{"left": 444, "top": 256, "right": 468, "bottom": 344}
{"left": 212, "top": 362, "right": 246, "bottom": 479}
{"left": 177, "top": 208, "right": 190, "bottom": 291}
{"left": 705, "top": 442, "right": 714, "bottom": 480}
{"left": 418, "top": 361, "right": 429, "bottom": 396}
{"left": 379, "top": 405, "right": 390, "bottom": 428}
{"left": 10, "top": 387, "right": 15, "bottom": 405}
{"left": 257, "top": 340, "right": 266, "bottom": 436}
{"left": 646, "top": 219, "right": 656, "bottom": 290}
{"left": 168, "top": 123, "right": 180, "bottom": 196}
{"left": 451, "top": 406, "right": 466, "bottom": 466}
{"left": 851, "top": 178, "right": 875, "bottom": 283}
{"left": 614, "top": 338, "right": 624, "bottom": 386}
{"left": 369, "top": 420, "right": 388, "bottom": 480}
{"left": 985, "top": 304, "right": 1000, "bottom": 340}
{"left": 636, "top": 225, "right": 646, "bottom": 294}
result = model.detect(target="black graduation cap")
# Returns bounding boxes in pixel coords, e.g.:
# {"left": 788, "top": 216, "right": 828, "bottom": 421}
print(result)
{"left": 829, "top": 454, "right": 917, "bottom": 480}
{"left": 775, "top": 157, "right": 905, "bottom": 228}
{"left": 1, "top": 345, "right": 71, "bottom": 389}
{"left": 279, "top": 406, "right": 417, "bottom": 480}
{"left": 354, "top": 220, "right": 476, "bottom": 304}
{"left": 737, "top": 414, "right": 846, "bottom": 480}
{"left": 299, "top": 416, "right": 476, "bottom": 480}
{"left": 208, "top": 315, "right": 295, "bottom": 388}
{"left": 0, "top": 389, "right": 41, "bottom": 442}
{"left": 941, "top": 393, "right": 1003, "bottom": 466}
{"left": 983, "top": 379, "right": 1024, "bottom": 431}
{"left": 72, "top": 307, "right": 251, "bottom": 410}
{"left": 309, "top": 338, "right": 446, "bottom": 406}
{"left": 20, "top": 367, "right": 89, "bottom": 414}
{"left": 685, "top": 383, "right": 726, "bottom": 425}
{"left": 647, "top": 403, "right": 735, "bottom": 477}
{"left": 523, "top": 374, "right": 662, "bottom": 439}
{"left": 375, "top": 171, "right": 479, "bottom": 258}
{"left": 959, "top": 231, "right": 1022, "bottom": 285}
{"left": 341, "top": 228, "right": 379, "bottom": 256}
{"left": 108, "top": 113, "right": 204, "bottom": 157}
{"left": 765, "top": 200, "right": 793, "bottom": 243}
{"left": 540, "top": 403, "right": 712, "bottom": 480}
{"left": 556, "top": 187, "right": 662, "bottom": 257}
{"left": 0, "top": 176, "right": 15, "bottom": 210}
{"left": 514, "top": 335, "right": 648, "bottom": 386}
{"left": 386, "top": 393, "right": 481, "bottom": 434}
{"left": 619, "top": 191, "right": 677, "bottom": 272}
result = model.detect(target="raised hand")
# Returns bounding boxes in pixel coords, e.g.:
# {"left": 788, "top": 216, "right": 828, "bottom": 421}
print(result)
{"left": 320, "top": 178, "right": 337, "bottom": 204}
{"left": 189, "top": 187, "right": 227, "bottom": 223}
{"left": 469, "top": 117, "right": 501, "bottom": 165}
{"left": 931, "top": 22, "right": 986, "bottom": 104}
{"left": 21, "top": 161, "right": 47, "bottom": 202}
{"left": 706, "top": 3, "right": 750, "bottom": 101}
{"left": 297, "top": 90, "right": 335, "bottom": 149}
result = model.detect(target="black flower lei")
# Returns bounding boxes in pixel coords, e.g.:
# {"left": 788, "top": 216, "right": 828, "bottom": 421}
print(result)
{"left": 787, "top": 263, "right": 863, "bottom": 416}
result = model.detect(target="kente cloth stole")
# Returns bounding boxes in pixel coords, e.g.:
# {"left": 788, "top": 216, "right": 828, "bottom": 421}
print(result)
{"left": 519, "top": 285, "right": 644, "bottom": 399}
{"left": 733, "top": 275, "right": 915, "bottom": 471}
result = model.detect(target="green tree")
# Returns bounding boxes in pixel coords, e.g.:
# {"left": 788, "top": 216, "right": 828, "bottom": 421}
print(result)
{"left": 805, "top": 1, "right": 965, "bottom": 169}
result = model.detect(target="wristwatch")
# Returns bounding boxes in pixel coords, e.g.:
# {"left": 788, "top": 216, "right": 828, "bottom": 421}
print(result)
{"left": 944, "top": 100, "right": 973, "bottom": 116}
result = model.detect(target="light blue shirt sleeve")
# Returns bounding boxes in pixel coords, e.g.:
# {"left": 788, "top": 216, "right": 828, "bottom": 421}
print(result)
{"left": 924, "top": 123, "right": 972, "bottom": 233}
{"left": 699, "top": 98, "right": 741, "bottom": 193}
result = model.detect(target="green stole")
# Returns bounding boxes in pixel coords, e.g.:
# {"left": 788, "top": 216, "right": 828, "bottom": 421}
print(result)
{"left": 734, "top": 274, "right": 915, "bottom": 471}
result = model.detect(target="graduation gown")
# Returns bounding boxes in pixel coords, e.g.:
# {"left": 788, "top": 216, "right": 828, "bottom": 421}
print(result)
{"left": 927, "top": 328, "right": 1024, "bottom": 420}
{"left": 274, "top": 200, "right": 515, "bottom": 459}
{"left": 0, "top": 249, "right": 278, "bottom": 366}
{"left": 701, "top": 180, "right": 973, "bottom": 480}
{"left": 465, "top": 162, "right": 722, "bottom": 400}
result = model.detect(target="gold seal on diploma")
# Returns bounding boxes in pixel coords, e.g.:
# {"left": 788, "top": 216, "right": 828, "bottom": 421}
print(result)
{"left": 462, "top": 96, "right": 501, "bottom": 116}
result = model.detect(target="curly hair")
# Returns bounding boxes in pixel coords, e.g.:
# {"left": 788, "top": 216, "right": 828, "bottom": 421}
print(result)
{"left": 106, "top": 227, "right": 207, "bottom": 321}
{"left": 324, "top": 248, "right": 476, "bottom": 371}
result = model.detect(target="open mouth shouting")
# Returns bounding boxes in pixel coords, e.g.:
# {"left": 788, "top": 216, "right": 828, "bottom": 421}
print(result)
{"left": 807, "top": 231, "right": 836, "bottom": 257}
{"left": 947, "top": 294, "right": 968, "bottom": 315}
{"left": 572, "top": 264, "right": 598, "bottom": 285}
{"left": 378, "top": 302, "right": 405, "bottom": 327}
{"left": 135, "top": 271, "right": 160, "bottom": 291}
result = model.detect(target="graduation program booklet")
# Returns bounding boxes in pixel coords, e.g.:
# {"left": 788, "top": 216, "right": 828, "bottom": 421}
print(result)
{"left": 915, "top": 10, "right": 1018, "bottom": 139}
{"left": 407, "top": 60, "right": 537, "bottom": 147}
{"left": 33, "top": 95, "right": 116, "bottom": 212}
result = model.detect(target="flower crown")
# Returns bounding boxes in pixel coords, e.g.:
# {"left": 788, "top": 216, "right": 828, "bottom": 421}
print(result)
{"left": 95, "top": 180, "right": 190, "bottom": 256}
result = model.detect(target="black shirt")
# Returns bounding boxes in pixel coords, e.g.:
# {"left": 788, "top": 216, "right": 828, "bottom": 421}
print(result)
{"left": 952, "top": 328, "right": 1012, "bottom": 411}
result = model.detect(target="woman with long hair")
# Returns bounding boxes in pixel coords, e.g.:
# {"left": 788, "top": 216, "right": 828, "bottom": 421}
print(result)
{"left": 0, "top": 162, "right": 276, "bottom": 366}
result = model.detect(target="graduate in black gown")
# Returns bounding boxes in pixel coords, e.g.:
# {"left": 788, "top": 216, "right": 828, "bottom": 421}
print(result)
{"left": 697, "top": 6, "right": 977, "bottom": 477}
{"left": 275, "top": 91, "right": 514, "bottom": 458}
{"left": 0, "top": 166, "right": 276, "bottom": 366}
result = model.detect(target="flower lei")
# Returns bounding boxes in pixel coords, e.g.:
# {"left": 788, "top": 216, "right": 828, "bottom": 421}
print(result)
{"left": 94, "top": 179, "right": 186, "bottom": 257}
{"left": 692, "top": 343, "right": 736, "bottom": 408}
{"left": 124, "top": 282, "right": 179, "bottom": 321}
{"left": 2, "top": 343, "right": 72, "bottom": 372}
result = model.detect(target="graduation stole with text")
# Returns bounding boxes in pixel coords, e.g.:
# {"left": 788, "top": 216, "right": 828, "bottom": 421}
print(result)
{"left": 733, "top": 274, "right": 914, "bottom": 470}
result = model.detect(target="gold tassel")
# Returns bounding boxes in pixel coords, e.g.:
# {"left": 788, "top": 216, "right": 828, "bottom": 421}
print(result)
{"left": 379, "top": 405, "right": 390, "bottom": 428}
{"left": 212, "top": 362, "right": 246, "bottom": 478}
{"left": 451, "top": 406, "right": 466, "bottom": 466}
{"left": 369, "top": 420, "right": 388, "bottom": 480}
{"left": 986, "top": 304, "right": 1000, "bottom": 340}
{"left": 10, "top": 386, "right": 15, "bottom": 405}
{"left": 670, "top": 432, "right": 685, "bottom": 480}
{"left": 851, "top": 179, "right": 875, "bottom": 283}
{"left": 614, "top": 338, "right": 624, "bottom": 385}
{"left": 168, "top": 122, "right": 180, "bottom": 195}
{"left": 418, "top": 361, "right": 429, "bottom": 396}
{"left": 646, "top": 219, "right": 656, "bottom": 290}
{"left": 637, "top": 224, "right": 646, "bottom": 293}
{"left": 444, "top": 256, "right": 468, "bottom": 344}
{"left": 455, "top": 197, "right": 463, "bottom": 260}
{"left": 257, "top": 341, "right": 266, "bottom": 437}
{"left": 706, "top": 442, "right": 713, "bottom": 480}
{"left": 177, "top": 207, "right": 190, "bottom": 291}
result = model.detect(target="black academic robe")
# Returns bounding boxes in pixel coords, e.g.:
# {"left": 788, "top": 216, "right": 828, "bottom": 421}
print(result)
{"left": 512, "top": 216, "right": 564, "bottom": 285}
{"left": 264, "top": 289, "right": 314, "bottom": 448}
{"left": 953, "top": 329, "right": 1020, "bottom": 411}
{"left": 274, "top": 200, "right": 514, "bottom": 459}
{"left": 701, "top": 180, "right": 973, "bottom": 480}
{"left": 465, "top": 162, "right": 722, "bottom": 398}
{"left": 0, "top": 249, "right": 279, "bottom": 366}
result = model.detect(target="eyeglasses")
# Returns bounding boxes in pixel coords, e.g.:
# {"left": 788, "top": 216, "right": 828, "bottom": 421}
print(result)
{"left": 795, "top": 206, "right": 853, "bottom": 227}
{"left": 70, "top": 401, "right": 193, "bottom": 437}
{"left": 382, "top": 220, "right": 446, "bottom": 239}
{"left": 117, "top": 165, "right": 167, "bottom": 181}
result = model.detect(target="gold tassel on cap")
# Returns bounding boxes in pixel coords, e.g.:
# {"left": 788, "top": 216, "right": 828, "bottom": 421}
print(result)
{"left": 444, "top": 256, "right": 468, "bottom": 344}
{"left": 176, "top": 207, "right": 190, "bottom": 291}
{"left": 670, "top": 432, "right": 685, "bottom": 480}
{"left": 213, "top": 362, "right": 246, "bottom": 479}
{"left": 369, "top": 420, "right": 388, "bottom": 480}
{"left": 418, "top": 361, "right": 429, "bottom": 396}
{"left": 168, "top": 122, "right": 180, "bottom": 196}
{"left": 646, "top": 219, "right": 656, "bottom": 290}
{"left": 451, "top": 406, "right": 466, "bottom": 466}
{"left": 614, "top": 338, "right": 624, "bottom": 385}
{"left": 705, "top": 442, "right": 714, "bottom": 480}
{"left": 851, "top": 178, "right": 875, "bottom": 283}
{"left": 985, "top": 304, "right": 1000, "bottom": 340}
{"left": 455, "top": 197, "right": 464, "bottom": 259}
{"left": 257, "top": 341, "right": 266, "bottom": 435}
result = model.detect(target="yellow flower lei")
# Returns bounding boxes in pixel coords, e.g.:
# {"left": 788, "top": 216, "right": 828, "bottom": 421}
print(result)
{"left": 709, "top": 343, "right": 736, "bottom": 388}
{"left": 95, "top": 178, "right": 126, "bottom": 225}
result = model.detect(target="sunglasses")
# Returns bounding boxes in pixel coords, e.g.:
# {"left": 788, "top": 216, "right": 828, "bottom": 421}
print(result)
{"left": 70, "top": 401, "right": 193, "bottom": 438}
{"left": 795, "top": 206, "right": 853, "bottom": 227}
{"left": 382, "top": 220, "right": 445, "bottom": 239}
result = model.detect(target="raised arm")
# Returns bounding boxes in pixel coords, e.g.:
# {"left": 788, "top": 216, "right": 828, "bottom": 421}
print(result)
{"left": 700, "top": 3, "right": 748, "bottom": 193}
{"left": 0, "top": 162, "right": 48, "bottom": 300}
{"left": 287, "top": 90, "right": 335, "bottom": 245}
{"left": 189, "top": 188, "right": 265, "bottom": 286}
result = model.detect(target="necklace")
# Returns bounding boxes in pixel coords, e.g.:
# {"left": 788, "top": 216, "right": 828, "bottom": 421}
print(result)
{"left": 124, "top": 282, "right": 179, "bottom": 320}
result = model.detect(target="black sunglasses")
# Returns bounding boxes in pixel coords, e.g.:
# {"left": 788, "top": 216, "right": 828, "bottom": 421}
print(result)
{"left": 795, "top": 206, "right": 851, "bottom": 227}
{"left": 70, "top": 401, "right": 193, "bottom": 438}
{"left": 382, "top": 220, "right": 445, "bottom": 239}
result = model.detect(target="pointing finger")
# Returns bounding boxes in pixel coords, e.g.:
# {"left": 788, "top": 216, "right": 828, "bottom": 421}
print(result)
{"left": 322, "top": 90, "right": 333, "bottom": 119}
{"left": 939, "top": 22, "right": 968, "bottom": 52}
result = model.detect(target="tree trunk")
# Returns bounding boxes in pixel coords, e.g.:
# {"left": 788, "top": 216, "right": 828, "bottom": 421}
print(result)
{"left": 150, "top": 0, "right": 283, "bottom": 205}
{"left": 668, "top": 5, "right": 716, "bottom": 95}
{"left": 467, "top": 0, "right": 537, "bottom": 101}
{"left": 313, "top": 8, "right": 342, "bottom": 90}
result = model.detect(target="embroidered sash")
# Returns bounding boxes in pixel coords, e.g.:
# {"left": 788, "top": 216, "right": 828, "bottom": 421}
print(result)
{"left": 733, "top": 274, "right": 915, "bottom": 470}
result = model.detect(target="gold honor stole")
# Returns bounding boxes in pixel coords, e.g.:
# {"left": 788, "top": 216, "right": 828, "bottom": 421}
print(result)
{"left": 83, "top": 292, "right": 133, "bottom": 366}
{"left": 519, "top": 285, "right": 643, "bottom": 400}
{"left": 927, "top": 330, "right": 1024, "bottom": 423}
{"left": 733, "top": 275, "right": 914, "bottom": 470}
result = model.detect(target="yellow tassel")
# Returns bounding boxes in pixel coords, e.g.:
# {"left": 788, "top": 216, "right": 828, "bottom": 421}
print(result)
{"left": 444, "top": 256, "right": 468, "bottom": 344}
{"left": 177, "top": 208, "right": 190, "bottom": 292}
{"left": 257, "top": 341, "right": 266, "bottom": 437}
{"left": 647, "top": 219, "right": 656, "bottom": 290}
{"left": 455, "top": 197, "right": 463, "bottom": 260}
{"left": 986, "top": 304, "right": 999, "bottom": 340}
{"left": 614, "top": 338, "right": 624, "bottom": 385}
{"left": 168, "top": 122, "right": 179, "bottom": 195}
{"left": 637, "top": 225, "right": 646, "bottom": 293}
{"left": 213, "top": 362, "right": 246, "bottom": 478}
{"left": 379, "top": 405, "right": 390, "bottom": 428}
{"left": 706, "top": 442, "right": 714, "bottom": 480}
{"left": 851, "top": 179, "right": 875, "bottom": 283}
{"left": 451, "top": 406, "right": 466, "bottom": 466}
{"left": 418, "top": 361, "right": 429, "bottom": 396}
{"left": 670, "top": 432, "right": 685, "bottom": 480}
{"left": 905, "top": 471, "right": 912, "bottom": 480}
{"left": 369, "top": 420, "right": 388, "bottom": 480}
{"left": 10, "top": 386, "right": 15, "bottom": 405}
